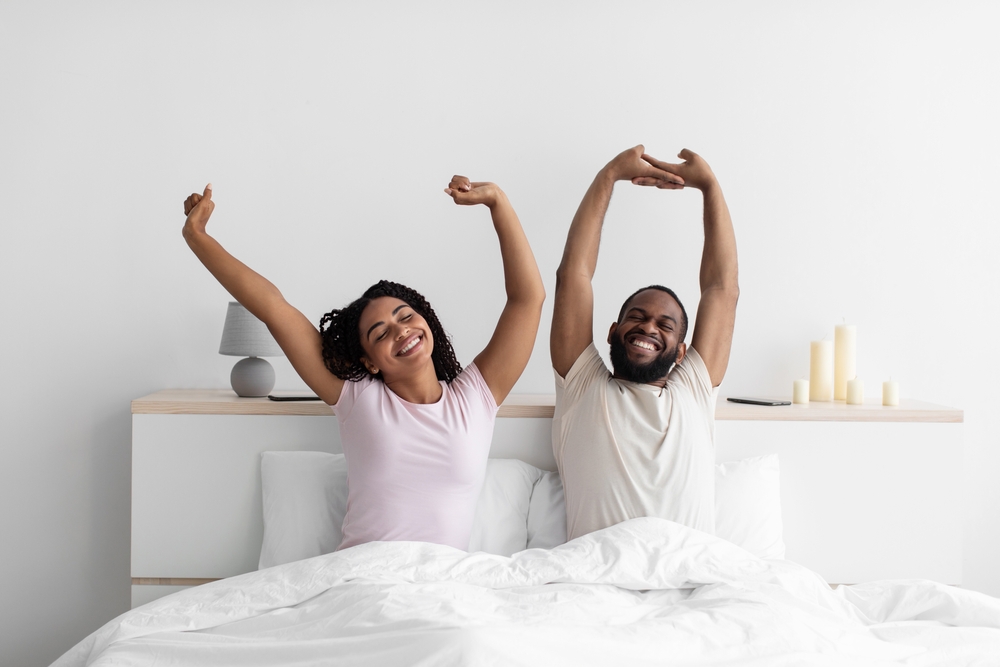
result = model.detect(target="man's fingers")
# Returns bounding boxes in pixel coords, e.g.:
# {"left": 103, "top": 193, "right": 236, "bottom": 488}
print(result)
{"left": 202, "top": 183, "right": 213, "bottom": 200}
{"left": 632, "top": 176, "right": 684, "bottom": 189}
{"left": 642, "top": 153, "right": 683, "bottom": 174}
{"left": 631, "top": 177, "right": 660, "bottom": 187}
{"left": 641, "top": 163, "right": 684, "bottom": 185}
{"left": 641, "top": 152, "right": 667, "bottom": 168}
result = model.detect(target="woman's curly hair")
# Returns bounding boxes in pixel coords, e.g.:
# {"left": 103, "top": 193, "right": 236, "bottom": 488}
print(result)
{"left": 319, "top": 280, "right": 463, "bottom": 383}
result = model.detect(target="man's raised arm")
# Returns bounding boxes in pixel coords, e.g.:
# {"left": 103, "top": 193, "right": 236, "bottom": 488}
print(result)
{"left": 551, "top": 146, "right": 682, "bottom": 377}
{"left": 642, "top": 150, "right": 738, "bottom": 387}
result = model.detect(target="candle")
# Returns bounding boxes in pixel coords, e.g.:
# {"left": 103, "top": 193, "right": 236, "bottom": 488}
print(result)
{"left": 834, "top": 324, "right": 857, "bottom": 401}
{"left": 809, "top": 341, "right": 834, "bottom": 401}
{"left": 793, "top": 379, "right": 810, "bottom": 404}
{"left": 882, "top": 380, "right": 899, "bottom": 406}
{"left": 846, "top": 378, "right": 864, "bottom": 405}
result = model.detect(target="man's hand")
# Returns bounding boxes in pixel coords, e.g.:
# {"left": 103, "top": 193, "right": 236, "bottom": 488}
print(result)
{"left": 635, "top": 149, "right": 717, "bottom": 191}
{"left": 183, "top": 184, "right": 214, "bottom": 236}
{"left": 444, "top": 176, "right": 503, "bottom": 208}
{"left": 602, "top": 145, "right": 684, "bottom": 188}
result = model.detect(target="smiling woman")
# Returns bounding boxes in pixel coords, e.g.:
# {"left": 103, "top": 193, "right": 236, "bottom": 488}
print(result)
{"left": 319, "top": 281, "right": 462, "bottom": 391}
{"left": 180, "top": 174, "right": 545, "bottom": 552}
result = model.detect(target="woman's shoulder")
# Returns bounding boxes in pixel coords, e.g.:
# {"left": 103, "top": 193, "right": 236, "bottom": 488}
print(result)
{"left": 449, "top": 362, "right": 499, "bottom": 412}
{"left": 332, "top": 373, "right": 379, "bottom": 418}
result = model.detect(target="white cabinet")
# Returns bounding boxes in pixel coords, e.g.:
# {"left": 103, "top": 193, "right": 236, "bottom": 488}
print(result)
{"left": 131, "top": 390, "right": 962, "bottom": 607}
{"left": 716, "top": 420, "right": 962, "bottom": 584}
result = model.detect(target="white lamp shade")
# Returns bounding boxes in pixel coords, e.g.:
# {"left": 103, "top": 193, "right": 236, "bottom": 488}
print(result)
{"left": 219, "top": 302, "right": 284, "bottom": 357}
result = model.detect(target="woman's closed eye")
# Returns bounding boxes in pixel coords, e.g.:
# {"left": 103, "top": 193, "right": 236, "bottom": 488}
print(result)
{"left": 376, "top": 313, "right": 413, "bottom": 341}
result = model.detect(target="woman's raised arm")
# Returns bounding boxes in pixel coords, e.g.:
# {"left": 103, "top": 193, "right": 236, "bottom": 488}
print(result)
{"left": 182, "top": 185, "right": 344, "bottom": 405}
{"left": 444, "top": 177, "right": 545, "bottom": 406}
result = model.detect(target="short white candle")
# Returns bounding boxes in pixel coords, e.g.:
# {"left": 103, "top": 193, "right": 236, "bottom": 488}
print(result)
{"left": 809, "top": 341, "right": 834, "bottom": 401}
{"left": 834, "top": 324, "right": 857, "bottom": 401}
{"left": 793, "top": 379, "right": 810, "bottom": 404}
{"left": 846, "top": 378, "right": 864, "bottom": 405}
{"left": 882, "top": 380, "right": 899, "bottom": 406}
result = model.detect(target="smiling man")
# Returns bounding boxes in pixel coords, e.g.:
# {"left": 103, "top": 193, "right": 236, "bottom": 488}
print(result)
{"left": 551, "top": 145, "right": 738, "bottom": 540}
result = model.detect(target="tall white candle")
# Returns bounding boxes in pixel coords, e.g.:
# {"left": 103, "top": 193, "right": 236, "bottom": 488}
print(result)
{"left": 809, "top": 341, "right": 834, "bottom": 402}
{"left": 846, "top": 378, "right": 864, "bottom": 405}
{"left": 834, "top": 324, "right": 857, "bottom": 401}
{"left": 793, "top": 379, "right": 809, "bottom": 404}
{"left": 882, "top": 380, "right": 899, "bottom": 406}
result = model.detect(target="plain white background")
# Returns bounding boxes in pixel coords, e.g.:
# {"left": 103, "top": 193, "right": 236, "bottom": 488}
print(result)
{"left": 2, "top": 2, "right": 998, "bottom": 664}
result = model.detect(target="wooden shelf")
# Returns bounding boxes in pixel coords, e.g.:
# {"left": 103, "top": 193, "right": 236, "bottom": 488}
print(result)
{"left": 133, "top": 389, "right": 961, "bottom": 422}
{"left": 716, "top": 398, "right": 962, "bottom": 423}
{"left": 134, "top": 389, "right": 332, "bottom": 416}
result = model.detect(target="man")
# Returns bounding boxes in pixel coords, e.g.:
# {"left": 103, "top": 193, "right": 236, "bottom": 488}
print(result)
{"left": 551, "top": 145, "right": 738, "bottom": 540}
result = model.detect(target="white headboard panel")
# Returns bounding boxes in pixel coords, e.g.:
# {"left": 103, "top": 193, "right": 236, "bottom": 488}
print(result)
{"left": 130, "top": 390, "right": 964, "bottom": 609}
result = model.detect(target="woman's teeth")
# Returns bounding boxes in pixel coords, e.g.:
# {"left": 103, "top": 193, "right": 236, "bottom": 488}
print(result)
{"left": 398, "top": 337, "right": 420, "bottom": 355}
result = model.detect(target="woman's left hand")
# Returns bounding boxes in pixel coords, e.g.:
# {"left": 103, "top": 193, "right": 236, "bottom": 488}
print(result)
{"left": 444, "top": 176, "right": 502, "bottom": 208}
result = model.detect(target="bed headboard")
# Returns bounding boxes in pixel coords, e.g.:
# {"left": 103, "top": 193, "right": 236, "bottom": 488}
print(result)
{"left": 130, "top": 389, "right": 964, "bottom": 608}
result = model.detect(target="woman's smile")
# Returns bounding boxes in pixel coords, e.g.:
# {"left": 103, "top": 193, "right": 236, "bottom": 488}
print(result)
{"left": 396, "top": 333, "right": 423, "bottom": 357}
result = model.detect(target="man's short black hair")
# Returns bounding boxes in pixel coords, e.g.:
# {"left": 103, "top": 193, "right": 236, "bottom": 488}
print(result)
{"left": 617, "top": 285, "right": 689, "bottom": 342}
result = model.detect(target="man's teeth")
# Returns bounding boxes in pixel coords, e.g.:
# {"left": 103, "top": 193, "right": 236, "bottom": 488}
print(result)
{"left": 630, "top": 339, "right": 656, "bottom": 351}
{"left": 399, "top": 337, "right": 420, "bottom": 355}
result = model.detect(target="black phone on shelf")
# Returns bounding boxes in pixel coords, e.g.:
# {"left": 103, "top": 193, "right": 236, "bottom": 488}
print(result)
{"left": 267, "top": 395, "right": 323, "bottom": 401}
{"left": 726, "top": 397, "right": 791, "bottom": 406}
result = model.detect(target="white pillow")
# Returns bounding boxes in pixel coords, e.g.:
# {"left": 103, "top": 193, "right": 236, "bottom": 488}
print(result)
{"left": 259, "top": 453, "right": 542, "bottom": 567}
{"left": 259, "top": 451, "right": 348, "bottom": 569}
{"left": 715, "top": 454, "right": 785, "bottom": 559}
{"left": 526, "top": 471, "right": 567, "bottom": 549}
{"left": 468, "top": 459, "right": 543, "bottom": 556}
{"left": 258, "top": 452, "right": 785, "bottom": 566}
{"left": 520, "top": 455, "right": 785, "bottom": 559}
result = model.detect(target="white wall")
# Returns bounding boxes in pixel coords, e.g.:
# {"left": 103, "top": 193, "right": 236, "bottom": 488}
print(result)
{"left": 2, "top": 2, "right": 998, "bottom": 664}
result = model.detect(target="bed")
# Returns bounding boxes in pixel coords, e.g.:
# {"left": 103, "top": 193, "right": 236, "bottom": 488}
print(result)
{"left": 51, "top": 390, "right": 992, "bottom": 666}
{"left": 55, "top": 518, "right": 1000, "bottom": 666}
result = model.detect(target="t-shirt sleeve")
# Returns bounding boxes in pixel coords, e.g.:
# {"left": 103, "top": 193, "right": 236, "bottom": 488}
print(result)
{"left": 331, "top": 375, "right": 374, "bottom": 421}
{"left": 454, "top": 362, "right": 500, "bottom": 415}
{"left": 668, "top": 346, "right": 717, "bottom": 415}
{"left": 554, "top": 342, "right": 610, "bottom": 405}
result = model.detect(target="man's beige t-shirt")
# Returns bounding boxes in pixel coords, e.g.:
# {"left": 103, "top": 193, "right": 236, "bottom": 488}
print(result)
{"left": 552, "top": 343, "right": 717, "bottom": 541}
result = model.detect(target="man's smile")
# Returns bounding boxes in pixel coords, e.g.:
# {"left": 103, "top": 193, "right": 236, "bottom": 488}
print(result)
{"left": 626, "top": 332, "right": 661, "bottom": 353}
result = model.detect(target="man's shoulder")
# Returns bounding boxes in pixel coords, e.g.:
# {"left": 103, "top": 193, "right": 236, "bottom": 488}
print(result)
{"left": 553, "top": 343, "right": 612, "bottom": 418}
{"left": 555, "top": 343, "right": 610, "bottom": 389}
{"left": 669, "top": 347, "right": 714, "bottom": 393}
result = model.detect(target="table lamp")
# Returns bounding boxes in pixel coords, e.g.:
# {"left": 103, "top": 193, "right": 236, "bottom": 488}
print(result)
{"left": 219, "top": 302, "right": 284, "bottom": 397}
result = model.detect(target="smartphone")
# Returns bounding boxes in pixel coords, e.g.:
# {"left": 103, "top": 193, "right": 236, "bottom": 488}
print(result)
{"left": 267, "top": 395, "right": 323, "bottom": 402}
{"left": 726, "top": 397, "right": 791, "bottom": 406}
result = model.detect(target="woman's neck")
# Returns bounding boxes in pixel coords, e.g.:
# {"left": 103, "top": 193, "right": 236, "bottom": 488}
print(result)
{"left": 383, "top": 367, "right": 444, "bottom": 404}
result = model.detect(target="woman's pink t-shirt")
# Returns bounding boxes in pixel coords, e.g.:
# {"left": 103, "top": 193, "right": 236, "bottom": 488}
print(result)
{"left": 332, "top": 363, "right": 499, "bottom": 551}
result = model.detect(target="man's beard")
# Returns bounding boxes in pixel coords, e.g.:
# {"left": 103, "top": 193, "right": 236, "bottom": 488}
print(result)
{"left": 609, "top": 334, "right": 678, "bottom": 384}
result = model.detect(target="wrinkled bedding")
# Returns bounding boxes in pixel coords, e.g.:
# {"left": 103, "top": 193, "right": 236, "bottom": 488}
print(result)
{"left": 54, "top": 518, "right": 1000, "bottom": 666}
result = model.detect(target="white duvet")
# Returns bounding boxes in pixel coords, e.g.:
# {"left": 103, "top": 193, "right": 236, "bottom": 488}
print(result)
{"left": 55, "top": 518, "right": 1000, "bottom": 666}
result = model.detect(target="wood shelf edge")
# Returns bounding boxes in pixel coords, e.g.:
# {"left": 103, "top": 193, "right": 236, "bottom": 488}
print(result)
{"left": 132, "top": 390, "right": 962, "bottom": 423}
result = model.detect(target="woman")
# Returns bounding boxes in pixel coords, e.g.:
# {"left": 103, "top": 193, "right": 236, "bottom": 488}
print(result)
{"left": 182, "top": 176, "right": 544, "bottom": 551}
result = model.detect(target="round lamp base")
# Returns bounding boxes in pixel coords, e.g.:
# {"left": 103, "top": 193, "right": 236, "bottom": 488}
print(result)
{"left": 230, "top": 357, "right": 275, "bottom": 397}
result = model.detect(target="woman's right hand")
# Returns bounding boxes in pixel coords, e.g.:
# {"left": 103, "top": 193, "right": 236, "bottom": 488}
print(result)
{"left": 183, "top": 184, "right": 214, "bottom": 236}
